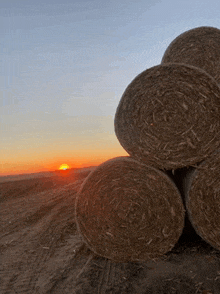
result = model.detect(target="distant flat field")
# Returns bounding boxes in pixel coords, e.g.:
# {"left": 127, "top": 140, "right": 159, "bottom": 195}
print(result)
{"left": 0, "top": 166, "right": 97, "bottom": 183}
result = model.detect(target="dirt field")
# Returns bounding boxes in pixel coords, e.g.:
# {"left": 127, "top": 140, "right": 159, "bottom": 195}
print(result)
{"left": 1, "top": 168, "right": 220, "bottom": 294}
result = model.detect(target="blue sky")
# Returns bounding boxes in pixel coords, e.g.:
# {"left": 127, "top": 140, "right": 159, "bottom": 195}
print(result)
{"left": 1, "top": 0, "right": 220, "bottom": 175}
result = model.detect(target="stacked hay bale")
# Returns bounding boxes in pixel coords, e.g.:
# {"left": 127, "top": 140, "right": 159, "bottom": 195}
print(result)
{"left": 75, "top": 26, "right": 220, "bottom": 262}
{"left": 160, "top": 26, "right": 220, "bottom": 250}
{"left": 75, "top": 156, "right": 185, "bottom": 262}
{"left": 114, "top": 63, "right": 220, "bottom": 170}
{"left": 161, "top": 26, "right": 220, "bottom": 85}
{"left": 179, "top": 147, "right": 220, "bottom": 250}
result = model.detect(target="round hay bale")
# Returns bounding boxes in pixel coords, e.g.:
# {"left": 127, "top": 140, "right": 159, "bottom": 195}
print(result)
{"left": 75, "top": 156, "right": 185, "bottom": 262}
{"left": 185, "top": 150, "right": 220, "bottom": 251}
{"left": 161, "top": 26, "right": 220, "bottom": 84}
{"left": 166, "top": 166, "right": 202, "bottom": 240}
{"left": 114, "top": 63, "right": 220, "bottom": 170}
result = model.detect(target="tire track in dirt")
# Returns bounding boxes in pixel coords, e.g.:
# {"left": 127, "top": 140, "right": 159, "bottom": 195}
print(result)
{"left": 1, "top": 175, "right": 87, "bottom": 293}
{"left": 1, "top": 170, "right": 220, "bottom": 293}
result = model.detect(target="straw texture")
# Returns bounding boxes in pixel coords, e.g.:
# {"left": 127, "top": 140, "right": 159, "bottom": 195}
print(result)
{"left": 185, "top": 150, "right": 220, "bottom": 251}
{"left": 114, "top": 63, "right": 220, "bottom": 170}
{"left": 75, "top": 156, "right": 185, "bottom": 262}
{"left": 161, "top": 26, "right": 220, "bottom": 84}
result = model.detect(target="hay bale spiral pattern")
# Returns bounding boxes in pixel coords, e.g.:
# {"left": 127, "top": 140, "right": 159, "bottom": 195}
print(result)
{"left": 185, "top": 150, "right": 220, "bottom": 251}
{"left": 161, "top": 26, "right": 220, "bottom": 85}
{"left": 114, "top": 63, "right": 220, "bottom": 170}
{"left": 75, "top": 156, "right": 185, "bottom": 262}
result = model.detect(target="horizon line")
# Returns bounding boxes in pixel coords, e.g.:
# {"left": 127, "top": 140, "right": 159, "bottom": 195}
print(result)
{"left": 0, "top": 165, "right": 98, "bottom": 178}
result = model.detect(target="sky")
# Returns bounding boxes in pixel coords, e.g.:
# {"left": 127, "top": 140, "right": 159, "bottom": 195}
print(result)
{"left": 1, "top": 0, "right": 220, "bottom": 176}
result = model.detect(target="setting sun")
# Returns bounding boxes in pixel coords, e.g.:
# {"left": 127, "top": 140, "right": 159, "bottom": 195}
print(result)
{"left": 59, "top": 164, "right": 70, "bottom": 170}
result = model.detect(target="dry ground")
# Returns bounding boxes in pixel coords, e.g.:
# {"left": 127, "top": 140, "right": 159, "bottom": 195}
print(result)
{"left": 1, "top": 168, "right": 220, "bottom": 294}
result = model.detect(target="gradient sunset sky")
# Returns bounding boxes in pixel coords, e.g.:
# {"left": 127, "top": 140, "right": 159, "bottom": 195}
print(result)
{"left": 1, "top": 0, "right": 220, "bottom": 176}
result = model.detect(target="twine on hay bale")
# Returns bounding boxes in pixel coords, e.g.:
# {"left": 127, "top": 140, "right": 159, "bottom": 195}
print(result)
{"left": 114, "top": 63, "right": 220, "bottom": 170}
{"left": 161, "top": 26, "right": 220, "bottom": 85}
{"left": 184, "top": 150, "right": 220, "bottom": 251}
{"left": 75, "top": 156, "right": 185, "bottom": 262}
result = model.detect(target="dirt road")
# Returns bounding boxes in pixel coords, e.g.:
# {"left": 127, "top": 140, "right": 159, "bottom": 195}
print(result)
{"left": 1, "top": 169, "right": 220, "bottom": 293}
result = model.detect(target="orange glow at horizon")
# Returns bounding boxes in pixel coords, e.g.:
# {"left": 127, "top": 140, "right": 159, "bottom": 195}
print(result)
{"left": 1, "top": 145, "right": 129, "bottom": 176}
